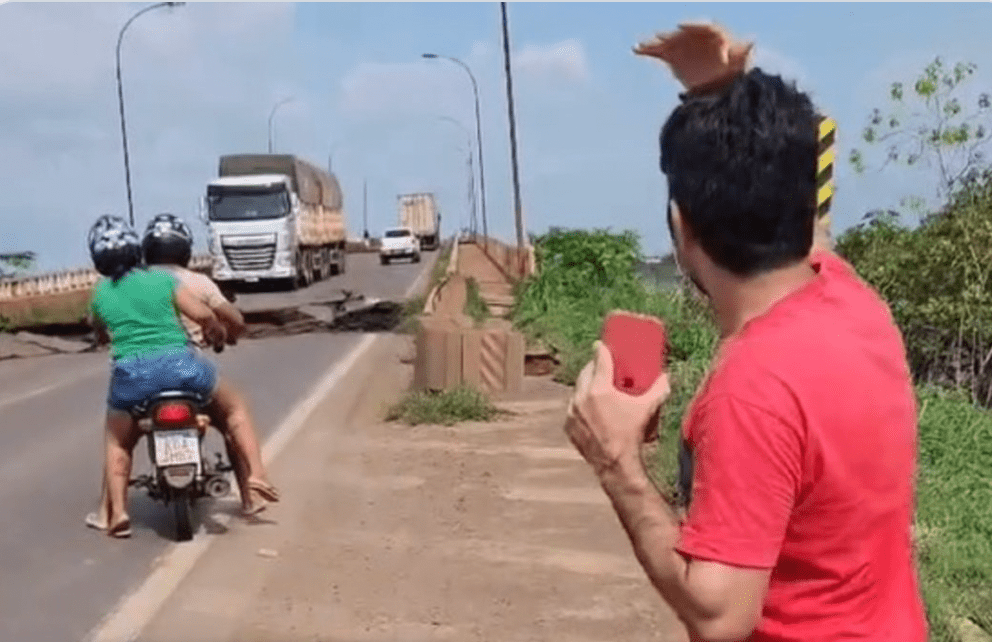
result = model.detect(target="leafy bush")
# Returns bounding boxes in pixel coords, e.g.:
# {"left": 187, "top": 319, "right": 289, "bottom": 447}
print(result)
{"left": 512, "top": 227, "right": 719, "bottom": 385}
{"left": 836, "top": 172, "right": 992, "bottom": 405}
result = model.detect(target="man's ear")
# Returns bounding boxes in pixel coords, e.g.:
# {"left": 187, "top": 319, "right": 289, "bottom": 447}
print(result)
{"left": 669, "top": 199, "right": 694, "bottom": 251}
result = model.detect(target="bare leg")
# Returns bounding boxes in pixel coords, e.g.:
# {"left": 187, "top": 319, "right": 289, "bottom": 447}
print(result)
{"left": 210, "top": 377, "right": 279, "bottom": 513}
{"left": 208, "top": 403, "right": 251, "bottom": 509}
{"left": 105, "top": 409, "right": 139, "bottom": 537}
{"left": 86, "top": 469, "right": 112, "bottom": 531}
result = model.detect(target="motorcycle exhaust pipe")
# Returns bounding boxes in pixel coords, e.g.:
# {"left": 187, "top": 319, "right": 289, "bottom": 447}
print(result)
{"left": 205, "top": 476, "right": 231, "bottom": 499}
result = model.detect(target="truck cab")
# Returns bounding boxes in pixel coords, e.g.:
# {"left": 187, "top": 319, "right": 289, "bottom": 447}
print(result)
{"left": 204, "top": 174, "right": 298, "bottom": 285}
{"left": 379, "top": 227, "right": 421, "bottom": 265}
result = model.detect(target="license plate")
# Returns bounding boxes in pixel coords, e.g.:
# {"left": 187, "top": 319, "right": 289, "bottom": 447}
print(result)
{"left": 153, "top": 429, "right": 201, "bottom": 467}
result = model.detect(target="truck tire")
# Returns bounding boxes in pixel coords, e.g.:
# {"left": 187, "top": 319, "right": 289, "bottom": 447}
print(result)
{"left": 295, "top": 253, "right": 311, "bottom": 289}
{"left": 380, "top": 255, "right": 389, "bottom": 266}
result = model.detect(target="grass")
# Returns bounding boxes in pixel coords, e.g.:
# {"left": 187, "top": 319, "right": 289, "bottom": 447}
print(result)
{"left": 386, "top": 385, "right": 506, "bottom": 426}
{"left": 914, "top": 386, "right": 992, "bottom": 640}
{"left": 464, "top": 277, "right": 490, "bottom": 326}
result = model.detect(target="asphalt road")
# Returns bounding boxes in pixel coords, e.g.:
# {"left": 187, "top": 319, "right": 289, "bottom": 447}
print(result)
{"left": 0, "top": 251, "right": 434, "bottom": 642}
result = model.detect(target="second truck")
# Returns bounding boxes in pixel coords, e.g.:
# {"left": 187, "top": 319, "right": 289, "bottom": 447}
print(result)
{"left": 203, "top": 154, "right": 347, "bottom": 290}
{"left": 397, "top": 192, "right": 440, "bottom": 251}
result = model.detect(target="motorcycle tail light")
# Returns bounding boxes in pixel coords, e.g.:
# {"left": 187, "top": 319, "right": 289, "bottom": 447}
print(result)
{"left": 155, "top": 402, "right": 194, "bottom": 426}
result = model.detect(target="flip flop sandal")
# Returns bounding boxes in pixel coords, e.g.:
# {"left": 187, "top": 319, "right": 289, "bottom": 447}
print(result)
{"left": 242, "top": 494, "right": 269, "bottom": 517}
{"left": 247, "top": 479, "right": 281, "bottom": 503}
{"left": 85, "top": 512, "right": 108, "bottom": 531}
{"left": 108, "top": 517, "right": 132, "bottom": 539}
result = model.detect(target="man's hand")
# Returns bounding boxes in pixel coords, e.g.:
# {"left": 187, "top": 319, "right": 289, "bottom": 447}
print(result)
{"left": 634, "top": 22, "right": 753, "bottom": 95}
{"left": 565, "top": 341, "right": 671, "bottom": 478}
{"left": 203, "top": 318, "right": 227, "bottom": 351}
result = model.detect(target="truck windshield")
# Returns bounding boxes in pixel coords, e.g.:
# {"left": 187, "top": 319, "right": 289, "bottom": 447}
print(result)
{"left": 384, "top": 229, "right": 411, "bottom": 238}
{"left": 207, "top": 188, "right": 290, "bottom": 221}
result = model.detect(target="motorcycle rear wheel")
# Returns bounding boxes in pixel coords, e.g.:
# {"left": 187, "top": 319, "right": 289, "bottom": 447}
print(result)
{"left": 173, "top": 493, "right": 194, "bottom": 542}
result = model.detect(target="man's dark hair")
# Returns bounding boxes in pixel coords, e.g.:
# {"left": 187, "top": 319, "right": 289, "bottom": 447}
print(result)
{"left": 660, "top": 68, "right": 819, "bottom": 277}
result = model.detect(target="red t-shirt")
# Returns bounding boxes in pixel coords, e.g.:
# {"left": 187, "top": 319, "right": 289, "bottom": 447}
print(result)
{"left": 676, "top": 251, "right": 927, "bottom": 641}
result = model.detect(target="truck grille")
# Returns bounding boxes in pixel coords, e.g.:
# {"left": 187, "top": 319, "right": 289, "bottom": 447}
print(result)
{"left": 222, "top": 242, "right": 276, "bottom": 271}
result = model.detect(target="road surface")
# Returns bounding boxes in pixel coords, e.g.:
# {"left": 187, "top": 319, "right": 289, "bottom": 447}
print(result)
{"left": 0, "top": 251, "right": 434, "bottom": 642}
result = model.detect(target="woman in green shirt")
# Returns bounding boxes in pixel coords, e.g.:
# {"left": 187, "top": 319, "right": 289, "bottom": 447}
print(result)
{"left": 87, "top": 215, "right": 227, "bottom": 537}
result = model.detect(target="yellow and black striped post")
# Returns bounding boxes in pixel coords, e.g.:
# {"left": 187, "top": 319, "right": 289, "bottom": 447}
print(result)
{"left": 816, "top": 115, "right": 836, "bottom": 246}
{"left": 817, "top": 116, "right": 836, "bottom": 219}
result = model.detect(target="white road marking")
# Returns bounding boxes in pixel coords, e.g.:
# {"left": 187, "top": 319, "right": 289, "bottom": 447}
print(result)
{"left": 83, "top": 261, "right": 434, "bottom": 642}
{"left": 0, "top": 364, "right": 106, "bottom": 411}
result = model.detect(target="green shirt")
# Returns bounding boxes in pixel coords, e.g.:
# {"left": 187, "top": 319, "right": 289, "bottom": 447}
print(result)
{"left": 90, "top": 268, "right": 190, "bottom": 359}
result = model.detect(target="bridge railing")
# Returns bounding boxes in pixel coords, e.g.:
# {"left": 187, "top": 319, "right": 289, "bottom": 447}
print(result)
{"left": 0, "top": 255, "right": 213, "bottom": 302}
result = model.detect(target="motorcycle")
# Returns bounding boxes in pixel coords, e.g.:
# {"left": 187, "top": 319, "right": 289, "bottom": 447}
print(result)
{"left": 128, "top": 390, "right": 234, "bottom": 541}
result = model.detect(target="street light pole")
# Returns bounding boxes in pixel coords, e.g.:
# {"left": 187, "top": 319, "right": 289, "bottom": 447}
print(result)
{"left": 116, "top": 1, "right": 184, "bottom": 228}
{"left": 435, "top": 115, "right": 478, "bottom": 236}
{"left": 422, "top": 53, "right": 488, "bottom": 241}
{"left": 500, "top": 2, "right": 525, "bottom": 250}
{"left": 268, "top": 97, "right": 294, "bottom": 154}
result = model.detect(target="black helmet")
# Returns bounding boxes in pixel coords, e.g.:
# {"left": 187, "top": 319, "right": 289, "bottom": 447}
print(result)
{"left": 88, "top": 215, "right": 142, "bottom": 280}
{"left": 142, "top": 213, "right": 193, "bottom": 267}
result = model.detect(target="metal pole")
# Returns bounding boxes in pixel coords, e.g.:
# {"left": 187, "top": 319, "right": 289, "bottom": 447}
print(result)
{"left": 268, "top": 97, "right": 293, "bottom": 154}
{"left": 422, "top": 54, "right": 488, "bottom": 241}
{"left": 116, "top": 2, "right": 183, "bottom": 228}
{"left": 363, "top": 179, "right": 369, "bottom": 239}
{"left": 467, "top": 146, "right": 478, "bottom": 237}
{"left": 435, "top": 115, "right": 478, "bottom": 237}
{"left": 500, "top": 2, "right": 525, "bottom": 250}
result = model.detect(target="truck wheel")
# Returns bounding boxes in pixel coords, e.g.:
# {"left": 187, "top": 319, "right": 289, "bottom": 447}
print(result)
{"left": 380, "top": 256, "right": 389, "bottom": 266}
{"left": 413, "top": 252, "right": 421, "bottom": 263}
{"left": 295, "top": 254, "right": 310, "bottom": 289}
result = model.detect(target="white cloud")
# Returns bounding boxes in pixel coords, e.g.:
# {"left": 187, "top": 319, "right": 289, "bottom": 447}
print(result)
{"left": 752, "top": 45, "right": 812, "bottom": 89}
{"left": 338, "top": 61, "right": 475, "bottom": 120}
{"left": 515, "top": 39, "right": 589, "bottom": 83}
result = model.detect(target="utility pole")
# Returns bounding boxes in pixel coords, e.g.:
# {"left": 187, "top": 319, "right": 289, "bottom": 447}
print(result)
{"left": 500, "top": 2, "right": 525, "bottom": 249}
{"left": 363, "top": 179, "right": 369, "bottom": 239}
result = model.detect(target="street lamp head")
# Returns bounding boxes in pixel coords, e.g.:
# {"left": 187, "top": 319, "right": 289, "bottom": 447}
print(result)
{"left": 422, "top": 53, "right": 438, "bottom": 59}
{"left": 165, "top": 2, "right": 185, "bottom": 7}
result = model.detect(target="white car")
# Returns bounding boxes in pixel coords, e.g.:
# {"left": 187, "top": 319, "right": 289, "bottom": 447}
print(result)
{"left": 379, "top": 227, "right": 421, "bottom": 265}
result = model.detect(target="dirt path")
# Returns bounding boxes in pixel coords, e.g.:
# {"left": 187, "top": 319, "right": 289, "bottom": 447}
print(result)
{"left": 136, "top": 334, "right": 686, "bottom": 642}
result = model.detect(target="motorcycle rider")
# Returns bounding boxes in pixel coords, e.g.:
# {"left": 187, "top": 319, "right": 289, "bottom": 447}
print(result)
{"left": 87, "top": 214, "right": 280, "bottom": 532}
{"left": 84, "top": 215, "right": 227, "bottom": 538}
{"left": 141, "top": 213, "right": 278, "bottom": 515}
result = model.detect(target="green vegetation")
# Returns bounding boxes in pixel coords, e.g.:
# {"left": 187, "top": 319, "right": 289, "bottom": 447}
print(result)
{"left": 386, "top": 385, "right": 506, "bottom": 426}
{"left": 511, "top": 227, "right": 717, "bottom": 387}
{"left": 430, "top": 243, "right": 453, "bottom": 292}
{"left": 464, "top": 277, "right": 490, "bottom": 326}
{"left": 849, "top": 56, "right": 991, "bottom": 209}
{"left": 0, "top": 251, "right": 36, "bottom": 279}
{"left": 914, "top": 386, "right": 992, "bottom": 638}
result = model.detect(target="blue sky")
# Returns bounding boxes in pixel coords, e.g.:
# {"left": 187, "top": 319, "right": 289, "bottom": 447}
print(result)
{"left": 2, "top": 2, "right": 991, "bottom": 272}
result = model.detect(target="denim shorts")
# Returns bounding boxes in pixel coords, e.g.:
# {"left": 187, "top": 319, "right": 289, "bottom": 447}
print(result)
{"left": 108, "top": 346, "right": 218, "bottom": 412}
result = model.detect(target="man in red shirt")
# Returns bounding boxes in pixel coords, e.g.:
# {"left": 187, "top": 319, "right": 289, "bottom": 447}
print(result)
{"left": 564, "top": 23, "right": 927, "bottom": 642}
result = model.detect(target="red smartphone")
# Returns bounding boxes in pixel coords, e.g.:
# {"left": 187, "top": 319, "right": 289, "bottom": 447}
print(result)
{"left": 600, "top": 311, "right": 667, "bottom": 396}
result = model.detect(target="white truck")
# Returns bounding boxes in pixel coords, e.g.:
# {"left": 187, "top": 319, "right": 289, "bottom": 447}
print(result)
{"left": 379, "top": 227, "right": 421, "bottom": 265}
{"left": 397, "top": 193, "right": 440, "bottom": 251}
{"left": 202, "top": 154, "right": 347, "bottom": 290}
